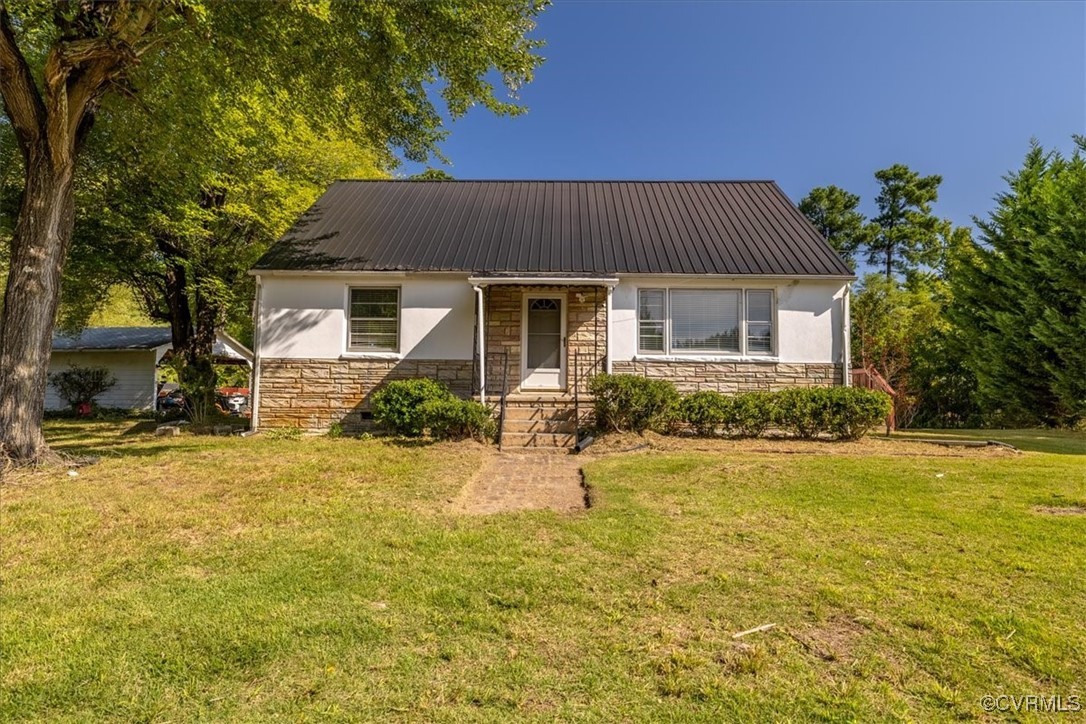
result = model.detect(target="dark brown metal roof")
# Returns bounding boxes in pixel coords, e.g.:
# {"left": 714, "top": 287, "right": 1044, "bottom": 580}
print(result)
{"left": 252, "top": 180, "right": 853, "bottom": 277}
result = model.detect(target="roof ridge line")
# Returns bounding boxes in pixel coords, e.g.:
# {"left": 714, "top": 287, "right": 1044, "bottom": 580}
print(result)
{"left": 334, "top": 179, "right": 780, "bottom": 184}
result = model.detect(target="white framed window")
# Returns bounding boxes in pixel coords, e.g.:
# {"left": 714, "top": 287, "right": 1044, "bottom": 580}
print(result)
{"left": 638, "top": 289, "right": 667, "bottom": 353}
{"left": 637, "top": 287, "right": 775, "bottom": 356}
{"left": 745, "top": 290, "right": 774, "bottom": 355}
{"left": 348, "top": 287, "right": 400, "bottom": 352}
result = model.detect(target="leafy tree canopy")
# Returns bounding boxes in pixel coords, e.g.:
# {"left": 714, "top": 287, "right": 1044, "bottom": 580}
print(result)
{"left": 0, "top": 0, "right": 547, "bottom": 460}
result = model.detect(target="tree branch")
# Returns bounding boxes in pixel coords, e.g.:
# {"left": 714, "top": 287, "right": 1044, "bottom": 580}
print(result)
{"left": 41, "top": 1, "right": 160, "bottom": 167}
{"left": 0, "top": 3, "right": 46, "bottom": 158}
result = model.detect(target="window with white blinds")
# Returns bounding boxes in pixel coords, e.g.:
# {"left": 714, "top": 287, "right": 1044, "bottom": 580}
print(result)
{"left": 637, "top": 288, "right": 774, "bottom": 356}
{"left": 746, "top": 290, "right": 774, "bottom": 354}
{"left": 671, "top": 290, "right": 740, "bottom": 352}
{"left": 348, "top": 287, "right": 399, "bottom": 352}
{"left": 638, "top": 289, "right": 667, "bottom": 352}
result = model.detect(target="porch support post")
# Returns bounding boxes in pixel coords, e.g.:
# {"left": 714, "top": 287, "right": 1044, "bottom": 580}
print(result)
{"left": 474, "top": 284, "right": 486, "bottom": 405}
{"left": 604, "top": 284, "right": 613, "bottom": 374}
{"left": 251, "top": 275, "right": 263, "bottom": 429}
{"left": 842, "top": 282, "right": 851, "bottom": 387}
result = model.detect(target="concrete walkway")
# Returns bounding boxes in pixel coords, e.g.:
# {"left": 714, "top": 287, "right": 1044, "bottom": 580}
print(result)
{"left": 452, "top": 450, "right": 586, "bottom": 514}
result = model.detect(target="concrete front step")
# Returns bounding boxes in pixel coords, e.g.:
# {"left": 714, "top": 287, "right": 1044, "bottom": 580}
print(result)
{"left": 498, "top": 394, "right": 592, "bottom": 448}
{"left": 501, "top": 431, "right": 577, "bottom": 448}
{"left": 503, "top": 406, "right": 577, "bottom": 421}
{"left": 503, "top": 392, "right": 590, "bottom": 405}
{"left": 502, "top": 418, "right": 577, "bottom": 434}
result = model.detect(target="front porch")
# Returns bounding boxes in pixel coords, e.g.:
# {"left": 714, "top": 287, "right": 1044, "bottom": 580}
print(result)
{"left": 470, "top": 279, "right": 615, "bottom": 448}
{"left": 472, "top": 279, "right": 615, "bottom": 402}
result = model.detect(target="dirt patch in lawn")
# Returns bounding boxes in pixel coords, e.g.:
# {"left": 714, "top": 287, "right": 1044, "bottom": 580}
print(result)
{"left": 1032, "top": 505, "right": 1086, "bottom": 516}
{"left": 582, "top": 431, "right": 1018, "bottom": 459}
{"left": 786, "top": 616, "right": 868, "bottom": 664}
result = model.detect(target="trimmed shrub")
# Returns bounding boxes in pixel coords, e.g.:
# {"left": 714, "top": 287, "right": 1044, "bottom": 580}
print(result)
{"left": 419, "top": 397, "right": 497, "bottom": 442}
{"left": 729, "top": 392, "right": 775, "bottom": 438}
{"left": 773, "top": 388, "right": 832, "bottom": 439}
{"left": 589, "top": 373, "right": 680, "bottom": 433}
{"left": 773, "top": 387, "right": 891, "bottom": 440}
{"left": 824, "top": 387, "right": 893, "bottom": 440}
{"left": 679, "top": 391, "right": 732, "bottom": 437}
{"left": 371, "top": 378, "right": 454, "bottom": 436}
{"left": 47, "top": 365, "right": 116, "bottom": 410}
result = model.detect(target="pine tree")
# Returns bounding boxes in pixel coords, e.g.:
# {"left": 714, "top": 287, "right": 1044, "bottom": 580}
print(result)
{"left": 867, "top": 165, "right": 945, "bottom": 280}
{"left": 798, "top": 185, "right": 868, "bottom": 267}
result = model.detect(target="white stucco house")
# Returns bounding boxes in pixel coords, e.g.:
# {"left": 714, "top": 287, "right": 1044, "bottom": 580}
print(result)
{"left": 47, "top": 327, "right": 252, "bottom": 411}
{"left": 249, "top": 180, "right": 855, "bottom": 446}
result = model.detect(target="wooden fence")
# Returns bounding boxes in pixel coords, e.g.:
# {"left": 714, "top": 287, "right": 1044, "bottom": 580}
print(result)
{"left": 851, "top": 367, "right": 896, "bottom": 431}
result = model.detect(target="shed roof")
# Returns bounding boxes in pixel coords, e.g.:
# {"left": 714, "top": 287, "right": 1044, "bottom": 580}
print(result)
{"left": 51, "top": 327, "right": 252, "bottom": 364}
{"left": 52, "top": 327, "right": 172, "bottom": 351}
{"left": 252, "top": 180, "right": 853, "bottom": 277}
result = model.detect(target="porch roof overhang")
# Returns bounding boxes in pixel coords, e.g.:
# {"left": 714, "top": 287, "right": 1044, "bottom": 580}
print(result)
{"left": 467, "top": 275, "right": 619, "bottom": 288}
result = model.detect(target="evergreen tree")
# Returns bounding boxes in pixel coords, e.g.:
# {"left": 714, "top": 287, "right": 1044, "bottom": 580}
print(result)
{"left": 950, "top": 138, "right": 1086, "bottom": 426}
{"left": 798, "top": 185, "right": 868, "bottom": 267}
{"left": 867, "top": 164, "right": 945, "bottom": 280}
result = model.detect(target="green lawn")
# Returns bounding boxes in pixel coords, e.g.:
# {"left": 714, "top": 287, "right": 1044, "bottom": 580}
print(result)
{"left": 2, "top": 421, "right": 1084, "bottom": 721}
{"left": 891, "top": 427, "right": 1086, "bottom": 455}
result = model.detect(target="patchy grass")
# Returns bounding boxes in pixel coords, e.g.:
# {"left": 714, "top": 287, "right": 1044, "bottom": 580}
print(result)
{"left": 2, "top": 421, "right": 1084, "bottom": 721}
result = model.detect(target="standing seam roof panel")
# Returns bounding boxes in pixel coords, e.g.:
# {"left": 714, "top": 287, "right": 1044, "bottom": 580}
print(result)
{"left": 693, "top": 183, "right": 754, "bottom": 275}
{"left": 253, "top": 180, "right": 853, "bottom": 277}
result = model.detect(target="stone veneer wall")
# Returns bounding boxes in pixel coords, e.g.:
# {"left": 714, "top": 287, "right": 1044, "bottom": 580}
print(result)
{"left": 484, "top": 285, "right": 608, "bottom": 395}
{"left": 610, "top": 360, "right": 842, "bottom": 393}
{"left": 258, "top": 358, "right": 473, "bottom": 431}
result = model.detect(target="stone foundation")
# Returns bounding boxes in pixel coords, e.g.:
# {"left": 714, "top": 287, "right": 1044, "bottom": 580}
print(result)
{"left": 257, "top": 358, "right": 473, "bottom": 431}
{"left": 610, "top": 360, "right": 842, "bottom": 393}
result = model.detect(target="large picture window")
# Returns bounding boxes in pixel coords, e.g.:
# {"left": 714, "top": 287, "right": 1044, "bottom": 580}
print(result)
{"left": 348, "top": 287, "right": 399, "bottom": 352}
{"left": 671, "top": 290, "right": 740, "bottom": 352}
{"left": 637, "top": 288, "right": 774, "bottom": 356}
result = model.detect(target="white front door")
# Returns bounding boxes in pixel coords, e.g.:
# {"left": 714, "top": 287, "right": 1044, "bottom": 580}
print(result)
{"left": 522, "top": 294, "right": 566, "bottom": 390}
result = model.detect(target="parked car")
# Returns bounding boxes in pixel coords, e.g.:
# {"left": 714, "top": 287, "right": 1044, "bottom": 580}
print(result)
{"left": 157, "top": 387, "right": 185, "bottom": 411}
{"left": 217, "top": 387, "right": 250, "bottom": 417}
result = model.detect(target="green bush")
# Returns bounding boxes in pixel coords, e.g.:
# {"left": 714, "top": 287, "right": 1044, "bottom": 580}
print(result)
{"left": 729, "top": 392, "right": 775, "bottom": 438}
{"left": 773, "top": 387, "right": 891, "bottom": 440}
{"left": 371, "top": 378, "right": 454, "bottom": 436}
{"left": 824, "top": 387, "right": 893, "bottom": 440}
{"left": 419, "top": 397, "right": 497, "bottom": 442}
{"left": 589, "top": 373, "right": 680, "bottom": 433}
{"left": 47, "top": 365, "right": 116, "bottom": 410}
{"left": 678, "top": 390, "right": 775, "bottom": 438}
{"left": 773, "top": 388, "right": 832, "bottom": 439}
{"left": 679, "top": 391, "right": 732, "bottom": 436}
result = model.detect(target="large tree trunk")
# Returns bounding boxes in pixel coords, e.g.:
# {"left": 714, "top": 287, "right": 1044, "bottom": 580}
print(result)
{"left": 0, "top": 2, "right": 159, "bottom": 464}
{"left": 158, "top": 251, "right": 220, "bottom": 422}
{"left": 0, "top": 154, "right": 75, "bottom": 462}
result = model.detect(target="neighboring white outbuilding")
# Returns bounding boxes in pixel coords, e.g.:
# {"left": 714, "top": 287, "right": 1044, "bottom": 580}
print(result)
{"left": 46, "top": 327, "right": 252, "bottom": 411}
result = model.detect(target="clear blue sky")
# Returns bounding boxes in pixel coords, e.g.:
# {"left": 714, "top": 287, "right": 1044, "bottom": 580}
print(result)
{"left": 402, "top": 0, "right": 1085, "bottom": 230}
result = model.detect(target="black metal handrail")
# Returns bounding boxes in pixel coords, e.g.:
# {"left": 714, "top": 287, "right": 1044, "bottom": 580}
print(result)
{"left": 574, "top": 351, "right": 580, "bottom": 445}
{"left": 572, "top": 350, "right": 605, "bottom": 448}
{"left": 497, "top": 350, "right": 509, "bottom": 450}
